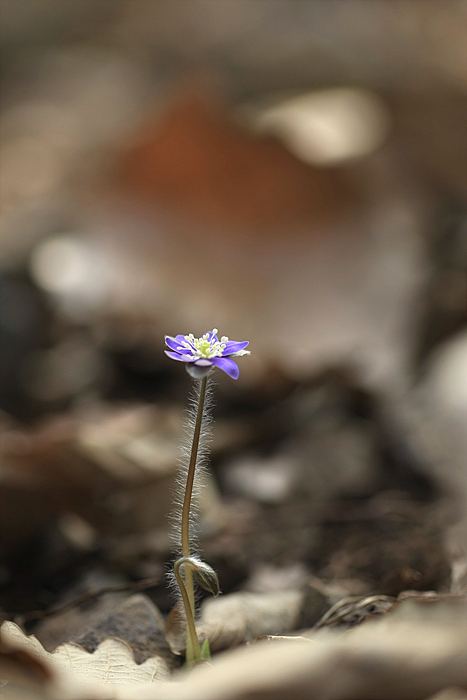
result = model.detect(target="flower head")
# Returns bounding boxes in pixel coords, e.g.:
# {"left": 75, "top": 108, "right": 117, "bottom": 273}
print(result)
{"left": 165, "top": 329, "right": 249, "bottom": 379}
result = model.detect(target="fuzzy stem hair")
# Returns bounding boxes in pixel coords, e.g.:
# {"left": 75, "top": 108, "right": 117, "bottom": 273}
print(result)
{"left": 172, "top": 374, "right": 212, "bottom": 665}
{"left": 182, "top": 375, "right": 208, "bottom": 558}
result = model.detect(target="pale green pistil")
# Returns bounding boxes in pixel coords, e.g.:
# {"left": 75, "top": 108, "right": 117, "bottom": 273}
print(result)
{"left": 178, "top": 329, "right": 228, "bottom": 359}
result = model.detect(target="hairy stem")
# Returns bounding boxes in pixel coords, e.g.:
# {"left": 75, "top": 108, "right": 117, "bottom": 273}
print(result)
{"left": 174, "top": 559, "right": 201, "bottom": 664}
{"left": 180, "top": 375, "right": 208, "bottom": 663}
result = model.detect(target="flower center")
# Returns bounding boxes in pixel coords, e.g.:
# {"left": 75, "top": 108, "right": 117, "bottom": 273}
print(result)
{"left": 179, "top": 329, "right": 228, "bottom": 359}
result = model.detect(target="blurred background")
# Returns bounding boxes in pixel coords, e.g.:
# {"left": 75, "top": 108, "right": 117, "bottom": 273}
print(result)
{"left": 1, "top": 0, "right": 467, "bottom": 646}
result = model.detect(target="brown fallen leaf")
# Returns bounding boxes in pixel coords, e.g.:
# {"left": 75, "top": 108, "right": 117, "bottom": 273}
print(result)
{"left": 73, "top": 594, "right": 176, "bottom": 669}
{"left": 117, "top": 84, "right": 355, "bottom": 233}
{"left": 0, "top": 403, "right": 181, "bottom": 543}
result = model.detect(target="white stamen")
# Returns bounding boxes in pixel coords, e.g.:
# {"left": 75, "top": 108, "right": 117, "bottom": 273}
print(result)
{"left": 183, "top": 331, "right": 227, "bottom": 360}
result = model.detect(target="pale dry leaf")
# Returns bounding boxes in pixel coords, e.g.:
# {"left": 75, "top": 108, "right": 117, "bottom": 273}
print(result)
{"left": 133, "top": 600, "right": 467, "bottom": 700}
{"left": 264, "top": 635, "right": 314, "bottom": 643}
{"left": 426, "top": 690, "right": 467, "bottom": 700}
{"left": 4, "top": 600, "right": 467, "bottom": 700}
{"left": 196, "top": 589, "right": 303, "bottom": 652}
{"left": 1, "top": 622, "right": 50, "bottom": 668}
{"left": 0, "top": 627, "right": 52, "bottom": 689}
{"left": 1, "top": 621, "right": 169, "bottom": 699}
{"left": 51, "top": 638, "right": 168, "bottom": 686}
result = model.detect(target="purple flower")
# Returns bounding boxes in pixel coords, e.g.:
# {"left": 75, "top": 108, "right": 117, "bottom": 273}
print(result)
{"left": 165, "top": 329, "right": 250, "bottom": 379}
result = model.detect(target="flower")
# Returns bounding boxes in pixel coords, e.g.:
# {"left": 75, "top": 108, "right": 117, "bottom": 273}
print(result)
{"left": 165, "top": 329, "right": 250, "bottom": 379}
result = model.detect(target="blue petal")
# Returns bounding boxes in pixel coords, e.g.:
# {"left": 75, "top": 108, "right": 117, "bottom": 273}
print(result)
{"left": 222, "top": 340, "right": 249, "bottom": 355}
{"left": 165, "top": 336, "right": 187, "bottom": 352}
{"left": 165, "top": 351, "right": 192, "bottom": 362}
{"left": 211, "top": 356, "right": 239, "bottom": 379}
{"left": 194, "top": 359, "right": 213, "bottom": 367}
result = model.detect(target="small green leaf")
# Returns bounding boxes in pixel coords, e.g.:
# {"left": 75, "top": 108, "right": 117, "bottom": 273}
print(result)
{"left": 200, "top": 639, "right": 211, "bottom": 662}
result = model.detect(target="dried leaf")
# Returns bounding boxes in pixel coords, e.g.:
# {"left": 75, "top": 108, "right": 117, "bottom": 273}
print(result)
{"left": 0, "top": 620, "right": 169, "bottom": 698}
{"left": 3, "top": 599, "right": 467, "bottom": 700}
{"left": 165, "top": 600, "right": 186, "bottom": 656}
{"left": 0, "top": 404, "right": 180, "bottom": 541}
{"left": 0, "top": 631, "right": 52, "bottom": 688}
{"left": 196, "top": 589, "right": 304, "bottom": 652}
{"left": 140, "top": 598, "right": 467, "bottom": 700}
{"left": 118, "top": 86, "right": 354, "bottom": 232}
{"left": 51, "top": 638, "right": 168, "bottom": 685}
{"left": 71, "top": 594, "right": 176, "bottom": 668}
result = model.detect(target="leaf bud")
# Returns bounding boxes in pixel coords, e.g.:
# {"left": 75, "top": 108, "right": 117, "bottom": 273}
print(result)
{"left": 187, "top": 557, "right": 220, "bottom": 596}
